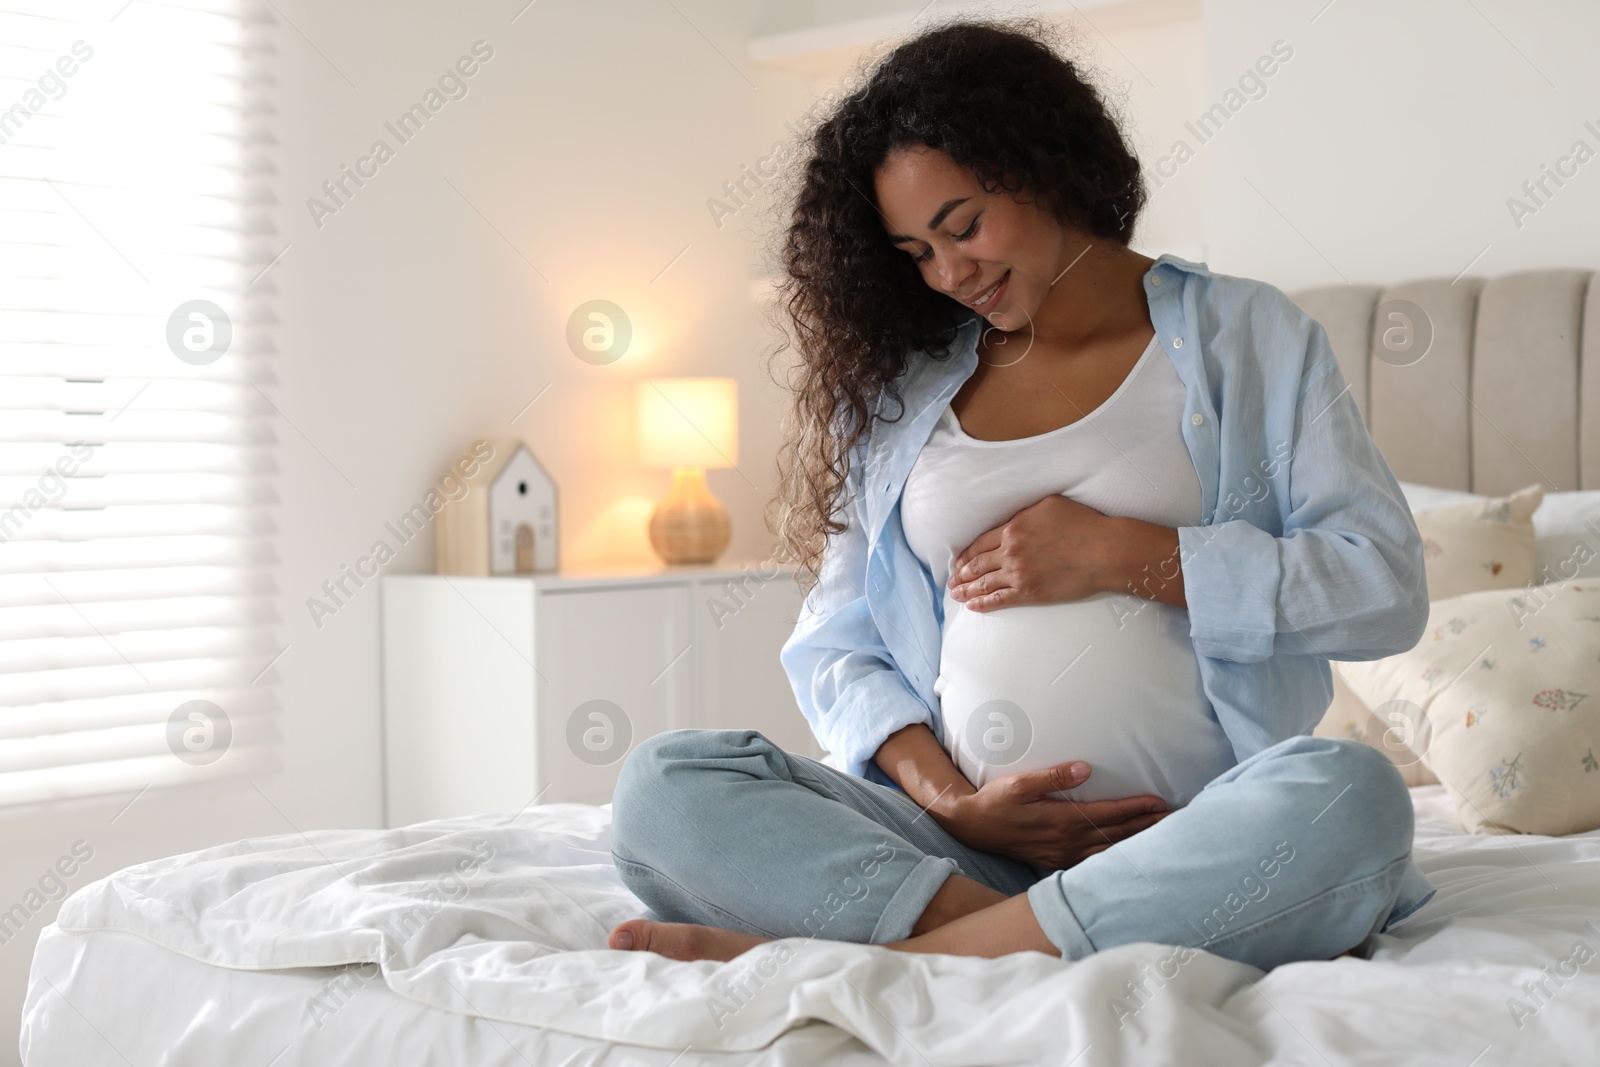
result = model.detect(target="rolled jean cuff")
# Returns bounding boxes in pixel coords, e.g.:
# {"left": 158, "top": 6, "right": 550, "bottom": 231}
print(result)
{"left": 870, "top": 854, "right": 959, "bottom": 943}
{"left": 1026, "top": 873, "right": 1096, "bottom": 960}
{"left": 1381, "top": 857, "right": 1438, "bottom": 929}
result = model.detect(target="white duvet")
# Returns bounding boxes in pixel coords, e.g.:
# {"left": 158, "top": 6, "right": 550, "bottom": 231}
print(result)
{"left": 22, "top": 788, "right": 1600, "bottom": 1066}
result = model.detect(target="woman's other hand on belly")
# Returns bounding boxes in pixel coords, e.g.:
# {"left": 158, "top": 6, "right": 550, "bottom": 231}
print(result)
{"left": 940, "top": 759, "right": 1171, "bottom": 870}
{"left": 948, "top": 495, "right": 1185, "bottom": 612}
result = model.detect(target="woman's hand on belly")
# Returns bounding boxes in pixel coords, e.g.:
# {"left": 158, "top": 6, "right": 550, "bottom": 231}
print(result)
{"left": 942, "top": 759, "right": 1171, "bottom": 870}
{"left": 948, "top": 495, "right": 1185, "bottom": 612}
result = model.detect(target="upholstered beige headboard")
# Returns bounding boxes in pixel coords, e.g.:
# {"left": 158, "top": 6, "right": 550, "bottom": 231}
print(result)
{"left": 1288, "top": 270, "right": 1599, "bottom": 493}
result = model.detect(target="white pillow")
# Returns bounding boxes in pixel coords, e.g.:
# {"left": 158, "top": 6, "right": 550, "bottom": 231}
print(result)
{"left": 1534, "top": 490, "right": 1600, "bottom": 582}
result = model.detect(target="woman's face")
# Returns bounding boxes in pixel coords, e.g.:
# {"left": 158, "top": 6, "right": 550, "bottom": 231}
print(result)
{"left": 874, "top": 144, "right": 1068, "bottom": 329}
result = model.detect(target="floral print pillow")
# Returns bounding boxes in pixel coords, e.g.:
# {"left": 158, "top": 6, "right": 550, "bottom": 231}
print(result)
{"left": 1412, "top": 484, "right": 1544, "bottom": 600}
{"left": 1313, "top": 671, "right": 1439, "bottom": 787}
{"left": 1336, "top": 578, "right": 1600, "bottom": 835}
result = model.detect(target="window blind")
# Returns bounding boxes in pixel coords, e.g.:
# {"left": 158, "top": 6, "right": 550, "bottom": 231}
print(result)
{"left": 0, "top": 0, "right": 280, "bottom": 806}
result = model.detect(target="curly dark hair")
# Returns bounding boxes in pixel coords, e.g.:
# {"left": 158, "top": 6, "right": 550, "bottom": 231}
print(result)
{"left": 761, "top": 16, "right": 1148, "bottom": 596}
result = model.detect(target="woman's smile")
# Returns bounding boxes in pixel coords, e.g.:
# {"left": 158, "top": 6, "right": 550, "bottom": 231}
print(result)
{"left": 966, "top": 269, "right": 1010, "bottom": 310}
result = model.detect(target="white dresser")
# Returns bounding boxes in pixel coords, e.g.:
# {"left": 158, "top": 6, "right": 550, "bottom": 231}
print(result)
{"left": 380, "top": 562, "right": 820, "bottom": 826}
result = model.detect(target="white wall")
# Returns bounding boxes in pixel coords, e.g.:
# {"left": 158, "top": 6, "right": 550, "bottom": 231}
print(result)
{"left": 1202, "top": 0, "right": 1600, "bottom": 289}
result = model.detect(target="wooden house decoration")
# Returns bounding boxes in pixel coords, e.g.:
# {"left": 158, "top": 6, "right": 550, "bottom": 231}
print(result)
{"left": 436, "top": 439, "right": 558, "bottom": 576}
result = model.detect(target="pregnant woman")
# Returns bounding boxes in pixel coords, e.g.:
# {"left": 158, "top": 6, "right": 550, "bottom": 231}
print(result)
{"left": 606, "top": 19, "right": 1436, "bottom": 967}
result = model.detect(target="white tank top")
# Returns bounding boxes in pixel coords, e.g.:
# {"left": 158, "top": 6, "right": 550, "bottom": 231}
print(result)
{"left": 900, "top": 333, "right": 1235, "bottom": 807}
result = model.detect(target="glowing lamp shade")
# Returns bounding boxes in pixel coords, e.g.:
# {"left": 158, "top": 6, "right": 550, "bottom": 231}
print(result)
{"left": 637, "top": 378, "right": 739, "bottom": 469}
{"left": 637, "top": 378, "right": 738, "bottom": 564}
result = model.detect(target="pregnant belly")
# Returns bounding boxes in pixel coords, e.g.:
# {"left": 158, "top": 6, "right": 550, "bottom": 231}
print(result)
{"left": 935, "top": 590, "right": 1236, "bottom": 808}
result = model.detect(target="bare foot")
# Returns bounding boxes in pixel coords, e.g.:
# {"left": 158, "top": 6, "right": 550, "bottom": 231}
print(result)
{"left": 608, "top": 919, "right": 774, "bottom": 962}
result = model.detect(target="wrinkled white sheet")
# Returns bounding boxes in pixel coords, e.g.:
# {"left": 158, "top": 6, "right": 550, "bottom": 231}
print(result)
{"left": 21, "top": 790, "right": 1600, "bottom": 1066}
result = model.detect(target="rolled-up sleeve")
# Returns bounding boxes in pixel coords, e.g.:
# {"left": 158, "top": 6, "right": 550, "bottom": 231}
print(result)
{"left": 779, "top": 451, "right": 935, "bottom": 782}
{"left": 1178, "top": 326, "right": 1429, "bottom": 665}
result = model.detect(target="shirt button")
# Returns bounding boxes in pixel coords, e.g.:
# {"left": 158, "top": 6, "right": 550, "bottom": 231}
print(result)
{"left": 1191, "top": 413, "right": 1204, "bottom": 426}
{"left": 1150, "top": 275, "right": 1162, "bottom": 286}
{"left": 1172, "top": 337, "right": 1184, "bottom": 348}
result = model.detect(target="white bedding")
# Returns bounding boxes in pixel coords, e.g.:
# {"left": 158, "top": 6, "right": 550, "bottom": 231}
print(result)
{"left": 21, "top": 788, "right": 1600, "bottom": 1066}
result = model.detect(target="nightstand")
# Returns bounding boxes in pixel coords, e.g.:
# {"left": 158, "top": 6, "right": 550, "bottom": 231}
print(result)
{"left": 380, "top": 561, "right": 820, "bottom": 825}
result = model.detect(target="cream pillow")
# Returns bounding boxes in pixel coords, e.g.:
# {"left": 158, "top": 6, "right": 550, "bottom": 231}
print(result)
{"left": 1310, "top": 483, "right": 1540, "bottom": 784}
{"left": 1337, "top": 579, "right": 1600, "bottom": 835}
{"left": 1313, "top": 670, "right": 1438, "bottom": 787}
{"left": 1413, "top": 484, "right": 1544, "bottom": 599}
{"left": 1397, "top": 482, "right": 1600, "bottom": 581}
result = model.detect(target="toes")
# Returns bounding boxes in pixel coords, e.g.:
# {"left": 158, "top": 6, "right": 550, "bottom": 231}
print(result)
{"left": 608, "top": 918, "right": 769, "bottom": 962}
{"left": 609, "top": 919, "right": 651, "bottom": 952}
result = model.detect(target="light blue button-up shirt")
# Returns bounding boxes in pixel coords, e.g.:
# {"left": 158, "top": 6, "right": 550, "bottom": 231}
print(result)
{"left": 779, "top": 253, "right": 1429, "bottom": 791}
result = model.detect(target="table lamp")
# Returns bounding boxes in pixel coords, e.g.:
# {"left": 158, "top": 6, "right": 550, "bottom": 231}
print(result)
{"left": 637, "top": 377, "right": 738, "bottom": 564}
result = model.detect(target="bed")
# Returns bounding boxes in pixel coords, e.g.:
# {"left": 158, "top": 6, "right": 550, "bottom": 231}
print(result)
{"left": 21, "top": 266, "right": 1600, "bottom": 1066}
{"left": 19, "top": 789, "right": 1600, "bottom": 1065}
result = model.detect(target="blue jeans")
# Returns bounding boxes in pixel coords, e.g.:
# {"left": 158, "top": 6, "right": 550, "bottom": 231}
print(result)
{"left": 609, "top": 730, "right": 1436, "bottom": 970}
